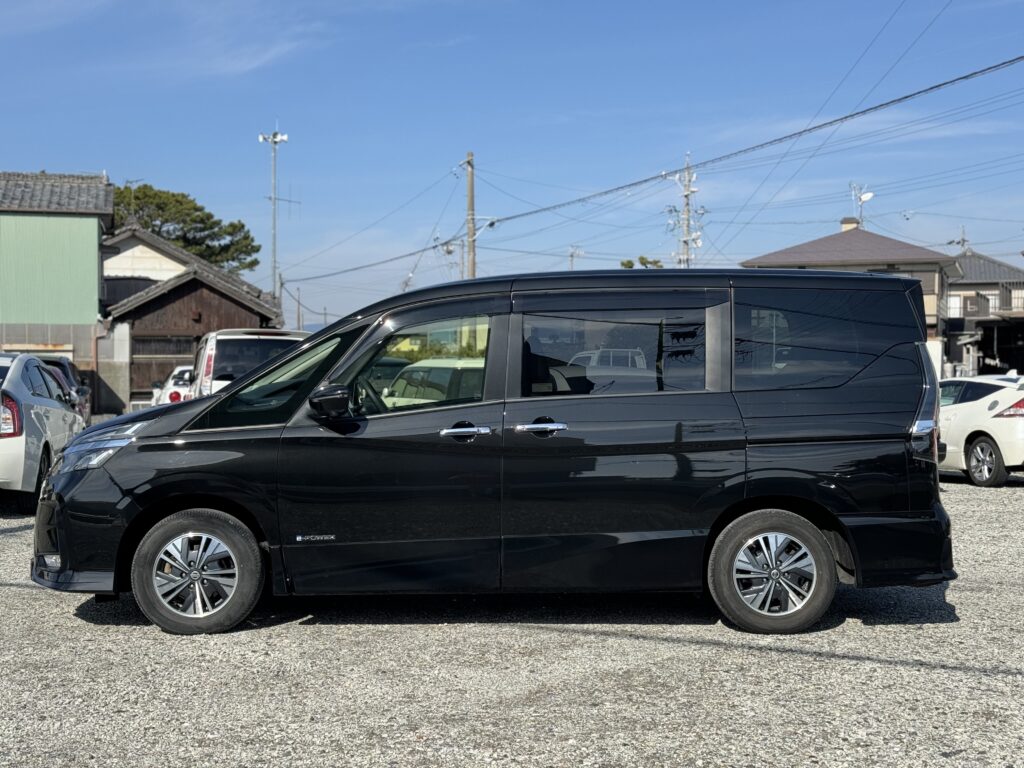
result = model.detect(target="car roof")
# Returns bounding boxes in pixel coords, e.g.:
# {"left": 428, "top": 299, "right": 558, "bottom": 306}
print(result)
{"left": 202, "top": 328, "right": 309, "bottom": 341}
{"left": 941, "top": 377, "right": 1020, "bottom": 388}
{"left": 339, "top": 268, "right": 918, "bottom": 323}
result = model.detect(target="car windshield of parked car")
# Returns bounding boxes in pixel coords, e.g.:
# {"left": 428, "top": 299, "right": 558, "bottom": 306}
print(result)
{"left": 341, "top": 315, "right": 489, "bottom": 415}
{"left": 940, "top": 381, "right": 965, "bottom": 406}
{"left": 212, "top": 338, "right": 301, "bottom": 382}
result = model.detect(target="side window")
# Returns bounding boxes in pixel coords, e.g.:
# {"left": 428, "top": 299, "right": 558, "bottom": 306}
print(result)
{"left": 734, "top": 288, "right": 919, "bottom": 391}
{"left": 342, "top": 315, "right": 490, "bottom": 415}
{"left": 26, "top": 365, "right": 50, "bottom": 398}
{"left": 939, "top": 382, "right": 965, "bottom": 406}
{"left": 521, "top": 308, "right": 707, "bottom": 397}
{"left": 960, "top": 382, "right": 1001, "bottom": 404}
{"left": 40, "top": 368, "right": 67, "bottom": 402}
{"left": 192, "top": 324, "right": 367, "bottom": 430}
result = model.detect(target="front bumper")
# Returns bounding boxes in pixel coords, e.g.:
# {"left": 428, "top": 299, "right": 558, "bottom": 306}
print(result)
{"left": 30, "top": 561, "right": 115, "bottom": 593}
{"left": 841, "top": 502, "right": 957, "bottom": 588}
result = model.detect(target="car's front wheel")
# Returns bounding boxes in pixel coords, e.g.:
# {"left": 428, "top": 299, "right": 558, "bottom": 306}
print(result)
{"left": 708, "top": 509, "right": 837, "bottom": 634}
{"left": 966, "top": 436, "right": 1008, "bottom": 488}
{"left": 130, "top": 509, "right": 264, "bottom": 634}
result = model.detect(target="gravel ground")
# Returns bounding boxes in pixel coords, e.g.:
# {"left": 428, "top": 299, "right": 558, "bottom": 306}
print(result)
{"left": 1, "top": 476, "right": 1022, "bottom": 767}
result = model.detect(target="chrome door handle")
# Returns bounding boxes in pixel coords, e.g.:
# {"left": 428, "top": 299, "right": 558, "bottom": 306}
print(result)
{"left": 514, "top": 422, "right": 568, "bottom": 434}
{"left": 439, "top": 426, "right": 493, "bottom": 437}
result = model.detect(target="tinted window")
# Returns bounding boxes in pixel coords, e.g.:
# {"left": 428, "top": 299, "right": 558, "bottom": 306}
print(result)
{"left": 521, "top": 308, "right": 706, "bottom": 397}
{"left": 0, "top": 365, "right": 9, "bottom": 386}
{"left": 960, "top": 382, "right": 1002, "bottom": 404}
{"left": 734, "top": 288, "right": 919, "bottom": 391}
{"left": 26, "top": 365, "right": 50, "bottom": 397}
{"left": 40, "top": 368, "right": 68, "bottom": 401}
{"left": 194, "top": 326, "right": 366, "bottom": 430}
{"left": 212, "top": 338, "right": 301, "bottom": 383}
{"left": 343, "top": 315, "right": 490, "bottom": 415}
{"left": 940, "top": 381, "right": 965, "bottom": 406}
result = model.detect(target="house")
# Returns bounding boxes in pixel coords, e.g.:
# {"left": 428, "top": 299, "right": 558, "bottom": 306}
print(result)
{"left": 741, "top": 218, "right": 964, "bottom": 374}
{"left": 946, "top": 246, "right": 1024, "bottom": 375}
{"left": 0, "top": 171, "right": 114, "bottom": 373}
{"left": 97, "top": 227, "right": 281, "bottom": 410}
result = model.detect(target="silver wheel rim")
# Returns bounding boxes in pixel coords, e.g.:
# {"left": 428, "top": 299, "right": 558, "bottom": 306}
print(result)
{"left": 970, "top": 442, "right": 994, "bottom": 482}
{"left": 152, "top": 533, "right": 237, "bottom": 618}
{"left": 733, "top": 532, "right": 816, "bottom": 616}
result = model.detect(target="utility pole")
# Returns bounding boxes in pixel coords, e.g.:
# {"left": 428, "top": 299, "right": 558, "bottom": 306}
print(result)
{"left": 465, "top": 151, "right": 476, "bottom": 279}
{"left": 323, "top": 306, "right": 327, "bottom": 326}
{"left": 569, "top": 244, "right": 583, "bottom": 271}
{"left": 668, "top": 155, "right": 702, "bottom": 268}
{"left": 296, "top": 286, "right": 302, "bottom": 330}
{"left": 258, "top": 129, "right": 288, "bottom": 298}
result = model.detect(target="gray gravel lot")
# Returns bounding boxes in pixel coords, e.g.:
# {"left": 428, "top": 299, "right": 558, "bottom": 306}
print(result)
{"left": 1, "top": 477, "right": 1022, "bottom": 767}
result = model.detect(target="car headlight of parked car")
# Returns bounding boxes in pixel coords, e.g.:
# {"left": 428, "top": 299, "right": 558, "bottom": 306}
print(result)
{"left": 59, "top": 421, "right": 151, "bottom": 473}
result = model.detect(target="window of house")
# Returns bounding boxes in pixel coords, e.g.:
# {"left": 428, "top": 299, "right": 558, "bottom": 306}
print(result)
{"left": 521, "top": 308, "right": 707, "bottom": 397}
{"left": 947, "top": 294, "right": 962, "bottom": 318}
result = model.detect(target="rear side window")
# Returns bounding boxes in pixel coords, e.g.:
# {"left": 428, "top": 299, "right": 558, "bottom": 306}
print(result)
{"left": 734, "top": 288, "right": 919, "bottom": 391}
{"left": 940, "top": 382, "right": 965, "bottom": 406}
{"left": 959, "top": 382, "right": 1002, "bottom": 404}
{"left": 26, "top": 365, "right": 50, "bottom": 398}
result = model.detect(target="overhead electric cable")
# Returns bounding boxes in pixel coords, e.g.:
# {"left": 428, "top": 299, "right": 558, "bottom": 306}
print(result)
{"left": 489, "top": 52, "right": 1024, "bottom": 227}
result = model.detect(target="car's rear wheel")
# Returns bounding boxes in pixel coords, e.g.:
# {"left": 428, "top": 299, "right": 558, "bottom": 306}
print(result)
{"left": 967, "top": 436, "right": 1008, "bottom": 488}
{"left": 708, "top": 509, "right": 837, "bottom": 634}
{"left": 16, "top": 448, "right": 49, "bottom": 515}
{"left": 130, "top": 509, "right": 264, "bottom": 634}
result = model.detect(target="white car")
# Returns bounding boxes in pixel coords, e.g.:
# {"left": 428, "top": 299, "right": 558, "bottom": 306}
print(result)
{"left": 190, "top": 329, "right": 309, "bottom": 399}
{"left": 1, "top": 354, "right": 84, "bottom": 512}
{"left": 381, "top": 358, "right": 485, "bottom": 409}
{"left": 151, "top": 365, "right": 193, "bottom": 406}
{"left": 939, "top": 377, "right": 1024, "bottom": 487}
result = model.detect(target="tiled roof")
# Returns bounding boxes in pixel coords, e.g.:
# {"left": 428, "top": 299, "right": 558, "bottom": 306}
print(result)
{"left": 954, "top": 248, "right": 1024, "bottom": 284}
{"left": 742, "top": 227, "right": 958, "bottom": 267}
{"left": 0, "top": 171, "right": 114, "bottom": 220}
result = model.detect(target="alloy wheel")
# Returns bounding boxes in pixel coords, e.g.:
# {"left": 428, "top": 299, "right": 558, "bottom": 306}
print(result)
{"left": 732, "top": 532, "right": 817, "bottom": 616}
{"left": 970, "top": 442, "right": 995, "bottom": 483}
{"left": 152, "top": 533, "right": 238, "bottom": 617}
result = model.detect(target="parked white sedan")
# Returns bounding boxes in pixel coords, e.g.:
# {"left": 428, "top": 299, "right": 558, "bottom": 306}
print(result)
{"left": 1, "top": 354, "right": 84, "bottom": 512}
{"left": 939, "top": 376, "right": 1024, "bottom": 487}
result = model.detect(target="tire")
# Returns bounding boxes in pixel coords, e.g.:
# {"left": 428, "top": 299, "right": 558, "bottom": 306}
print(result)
{"left": 130, "top": 509, "right": 264, "bottom": 635}
{"left": 16, "top": 448, "right": 49, "bottom": 515}
{"left": 708, "top": 509, "right": 837, "bottom": 634}
{"left": 966, "top": 436, "right": 1008, "bottom": 488}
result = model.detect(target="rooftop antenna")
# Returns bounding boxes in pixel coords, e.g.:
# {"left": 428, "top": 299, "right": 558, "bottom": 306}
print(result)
{"left": 850, "top": 182, "right": 874, "bottom": 226}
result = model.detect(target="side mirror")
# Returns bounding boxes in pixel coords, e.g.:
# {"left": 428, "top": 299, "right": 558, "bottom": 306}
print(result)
{"left": 180, "top": 370, "right": 194, "bottom": 383}
{"left": 75, "top": 385, "right": 90, "bottom": 398}
{"left": 152, "top": 380, "right": 163, "bottom": 389}
{"left": 308, "top": 384, "right": 350, "bottom": 420}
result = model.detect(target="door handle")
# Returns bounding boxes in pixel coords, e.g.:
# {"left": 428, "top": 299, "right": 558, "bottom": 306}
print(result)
{"left": 514, "top": 422, "right": 568, "bottom": 434}
{"left": 439, "top": 425, "right": 493, "bottom": 437}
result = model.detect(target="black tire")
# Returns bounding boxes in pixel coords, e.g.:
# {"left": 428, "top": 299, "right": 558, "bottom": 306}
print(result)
{"left": 16, "top": 448, "right": 49, "bottom": 515}
{"left": 130, "top": 508, "right": 264, "bottom": 635}
{"left": 708, "top": 509, "right": 837, "bottom": 634}
{"left": 966, "top": 436, "right": 1008, "bottom": 488}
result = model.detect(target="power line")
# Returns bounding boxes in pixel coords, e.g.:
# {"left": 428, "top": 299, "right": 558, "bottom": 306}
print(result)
{"left": 714, "top": 0, "right": 953, "bottom": 253}
{"left": 488, "top": 52, "right": 1024, "bottom": 227}
{"left": 710, "top": 0, "right": 907, "bottom": 250}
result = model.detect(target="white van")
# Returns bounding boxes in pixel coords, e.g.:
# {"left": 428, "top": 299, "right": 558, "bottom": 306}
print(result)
{"left": 190, "top": 329, "right": 309, "bottom": 399}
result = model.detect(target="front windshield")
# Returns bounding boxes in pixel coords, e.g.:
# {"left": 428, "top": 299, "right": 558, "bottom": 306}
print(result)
{"left": 192, "top": 322, "right": 370, "bottom": 430}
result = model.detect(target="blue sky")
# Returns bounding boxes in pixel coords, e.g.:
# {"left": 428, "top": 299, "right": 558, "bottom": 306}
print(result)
{"left": 5, "top": 0, "right": 1024, "bottom": 323}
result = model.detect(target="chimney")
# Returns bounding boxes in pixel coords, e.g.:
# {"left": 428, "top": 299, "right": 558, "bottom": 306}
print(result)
{"left": 840, "top": 217, "right": 860, "bottom": 232}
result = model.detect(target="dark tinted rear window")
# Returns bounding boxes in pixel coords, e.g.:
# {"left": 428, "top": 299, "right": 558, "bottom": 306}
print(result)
{"left": 213, "top": 338, "right": 300, "bottom": 381}
{"left": 734, "top": 288, "right": 919, "bottom": 391}
{"left": 0, "top": 365, "right": 9, "bottom": 385}
{"left": 960, "top": 382, "right": 1003, "bottom": 403}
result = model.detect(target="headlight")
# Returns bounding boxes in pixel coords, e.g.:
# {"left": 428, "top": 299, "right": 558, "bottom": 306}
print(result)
{"left": 59, "top": 421, "right": 151, "bottom": 474}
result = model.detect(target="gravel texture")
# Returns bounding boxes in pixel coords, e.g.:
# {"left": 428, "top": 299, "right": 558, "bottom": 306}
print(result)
{"left": 1, "top": 475, "right": 1022, "bottom": 767}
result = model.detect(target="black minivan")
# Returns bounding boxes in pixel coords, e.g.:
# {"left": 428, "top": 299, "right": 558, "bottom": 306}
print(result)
{"left": 32, "top": 270, "right": 956, "bottom": 634}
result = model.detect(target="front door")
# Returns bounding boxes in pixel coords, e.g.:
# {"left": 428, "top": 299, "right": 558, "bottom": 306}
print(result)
{"left": 278, "top": 299, "right": 509, "bottom": 594}
{"left": 501, "top": 288, "right": 746, "bottom": 592}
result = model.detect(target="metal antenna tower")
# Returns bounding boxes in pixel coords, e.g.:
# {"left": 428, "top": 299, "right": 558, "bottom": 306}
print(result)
{"left": 258, "top": 129, "right": 289, "bottom": 299}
